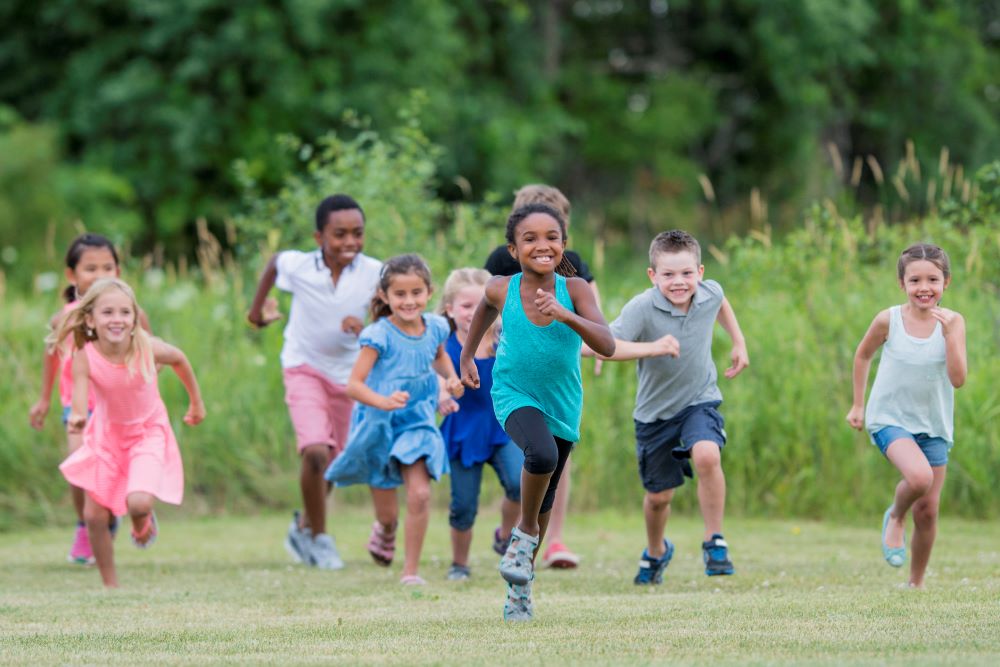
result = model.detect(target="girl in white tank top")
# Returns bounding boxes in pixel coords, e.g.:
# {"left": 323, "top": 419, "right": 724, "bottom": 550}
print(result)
{"left": 846, "top": 244, "right": 967, "bottom": 588}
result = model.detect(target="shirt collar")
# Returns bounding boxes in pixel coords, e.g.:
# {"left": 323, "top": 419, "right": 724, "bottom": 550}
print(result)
{"left": 651, "top": 282, "right": 710, "bottom": 316}
{"left": 314, "top": 250, "right": 359, "bottom": 273}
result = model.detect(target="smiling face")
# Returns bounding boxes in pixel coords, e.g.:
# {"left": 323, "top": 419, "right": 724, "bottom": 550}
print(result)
{"left": 85, "top": 288, "right": 137, "bottom": 347}
{"left": 315, "top": 208, "right": 365, "bottom": 268}
{"left": 648, "top": 250, "right": 704, "bottom": 311}
{"left": 382, "top": 271, "right": 431, "bottom": 326}
{"left": 445, "top": 285, "right": 485, "bottom": 338}
{"left": 900, "top": 259, "right": 949, "bottom": 310}
{"left": 66, "top": 247, "right": 119, "bottom": 298}
{"left": 508, "top": 212, "right": 565, "bottom": 274}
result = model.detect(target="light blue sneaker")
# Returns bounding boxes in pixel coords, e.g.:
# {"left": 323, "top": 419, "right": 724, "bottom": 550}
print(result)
{"left": 499, "top": 527, "right": 538, "bottom": 586}
{"left": 881, "top": 506, "right": 906, "bottom": 568}
{"left": 284, "top": 511, "right": 313, "bottom": 565}
{"left": 503, "top": 576, "right": 533, "bottom": 622}
{"left": 310, "top": 533, "right": 344, "bottom": 570}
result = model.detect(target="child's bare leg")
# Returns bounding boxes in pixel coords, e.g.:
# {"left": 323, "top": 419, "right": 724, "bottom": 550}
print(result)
{"left": 909, "top": 466, "right": 946, "bottom": 588}
{"left": 517, "top": 469, "right": 554, "bottom": 537}
{"left": 400, "top": 461, "right": 432, "bottom": 577}
{"left": 532, "top": 509, "right": 552, "bottom": 565}
{"left": 451, "top": 528, "right": 473, "bottom": 567}
{"left": 83, "top": 496, "right": 116, "bottom": 587}
{"left": 500, "top": 497, "right": 519, "bottom": 539}
{"left": 643, "top": 488, "right": 675, "bottom": 558}
{"left": 300, "top": 443, "right": 331, "bottom": 535}
{"left": 691, "top": 440, "right": 725, "bottom": 540}
{"left": 546, "top": 459, "right": 571, "bottom": 542}
{"left": 885, "top": 440, "right": 934, "bottom": 548}
{"left": 126, "top": 492, "right": 155, "bottom": 544}
{"left": 369, "top": 487, "right": 398, "bottom": 530}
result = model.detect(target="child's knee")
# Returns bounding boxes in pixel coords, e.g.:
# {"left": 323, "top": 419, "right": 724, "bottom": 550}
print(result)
{"left": 912, "top": 499, "right": 939, "bottom": 528}
{"left": 691, "top": 441, "right": 721, "bottom": 473}
{"left": 524, "top": 444, "right": 559, "bottom": 476}
{"left": 83, "top": 502, "right": 110, "bottom": 528}
{"left": 126, "top": 493, "right": 154, "bottom": 516}
{"left": 645, "top": 489, "right": 673, "bottom": 511}
{"left": 905, "top": 469, "right": 934, "bottom": 496}
{"left": 301, "top": 445, "right": 330, "bottom": 474}
{"left": 407, "top": 484, "right": 432, "bottom": 512}
{"left": 448, "top": 503, "right": 477, "bottom": 532}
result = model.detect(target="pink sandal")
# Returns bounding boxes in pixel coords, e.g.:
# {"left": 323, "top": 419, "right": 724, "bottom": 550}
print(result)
{"left": 130, "top": 512, "right": 158, "bottom": 549}
{"left": 367, "top": 521, "right": 396, "bottom": 566}
{"left": 400, "top": 575, "right": 426, "bottom": 585}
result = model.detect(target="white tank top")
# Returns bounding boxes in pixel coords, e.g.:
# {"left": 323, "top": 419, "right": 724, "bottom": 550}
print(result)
{"left": 865, "top": 305, "right": 953, "bottom": 443}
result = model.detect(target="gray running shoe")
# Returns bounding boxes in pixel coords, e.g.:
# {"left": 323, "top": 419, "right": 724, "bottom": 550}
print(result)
{"left": 310, "top": 533, "right": 344, "bottom": 570}
{"left": 447, "top": 563, "right": 471, "bottom": 581}
{"left": 499, "top": 527, "right": 537, "bottom": 586}
{"left": 284, "top": 511, "right": 313, "bottom": 565}
{"left": 503, "top": 577, "right": 533, "bottom": 622}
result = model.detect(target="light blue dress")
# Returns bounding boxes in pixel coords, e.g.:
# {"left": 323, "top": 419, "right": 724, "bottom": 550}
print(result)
{"left": 325, "top": 314, "right": 451, "bottom": 489}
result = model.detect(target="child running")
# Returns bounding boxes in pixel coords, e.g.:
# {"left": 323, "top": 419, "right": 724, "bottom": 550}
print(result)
{"left": 591, "top": 230, "right": 748, "bottom": 584}
{"left": 437, "top": 268, "right": 523, "bottom": 581}
{"left": 28, "top": 233, "right": 151, "bottom": 565}
{"left": 247, "top": 194, "right": 381, "bottom": 570}
{"left": 461, "top": 203, "right": 615, "bottom": 621}
{"left": 846, "top": 243, "right": 966, "bottom": 588}
{"left": 50, "top": 278, "right": 204, "bottom": 588}
{"left": 325, "top": 254, "right": 464, "bottom": 585}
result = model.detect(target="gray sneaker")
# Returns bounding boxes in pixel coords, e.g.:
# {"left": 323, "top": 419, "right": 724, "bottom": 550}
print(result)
{"left": 499, "top": 527, "right": 537, "bottom": 586}
{"left": 503, "top": 577, "right": 533, "bottom": 621}
{"left": 447, "top": 563, "right": 471, "bottom": 581}
{"left": 310, "top": 533, "right": 345, "bottom": 570}
{"left": 284, "top": 511, "right": 312, "bottom": 565}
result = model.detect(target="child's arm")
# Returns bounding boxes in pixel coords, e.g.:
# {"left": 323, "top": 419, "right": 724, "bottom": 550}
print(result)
{"left": 66, "top": 349, "right": 90, "bottom": 435}
{"left": 846, "top": 310, "right": 890, "bottom": 430}
{"left": 582, "top": 335, "right": 680, "bottom": 361}
{"left": 152, "top": 339, "right": 206, "bottom": 426}
{"left": 932, "top": 307, "right": 967, "bottom": 388}
{"left": 716, "top": 297, "right": 749, "bottom": 379}
{"left": 432, "top": 345, "right": 465, "bottom": 399}
{"left": 537, "top": 278, "right": 615, "bottom": 357}
{"left": 437, "top": 375, "right": 459, "bottom": 416}
{"left": 460, "top": 278, "right": 505, "bottom": 389}
{"left": 346, "top": 347, "right": 410, "bottom": 410}
{"left": 246, "top": 255, "right": 282, "bottom": 328}
{"left": 29, "top": 312, "right": 64, "bottom": 430}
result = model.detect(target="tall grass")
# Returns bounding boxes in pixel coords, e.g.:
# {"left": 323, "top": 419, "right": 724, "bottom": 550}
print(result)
{"left": 3, "top": 201, "right": 998, "bottom": 530}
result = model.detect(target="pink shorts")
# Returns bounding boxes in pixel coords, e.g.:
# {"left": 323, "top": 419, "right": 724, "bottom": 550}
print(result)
{"left": 282, "top": 365, "right": 353, "bottom": 455}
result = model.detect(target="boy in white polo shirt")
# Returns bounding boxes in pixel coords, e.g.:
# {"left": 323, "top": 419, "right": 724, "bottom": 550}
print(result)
{"left": 248, "top": 194, "right": 382, "bottom": 569}
{"left": 592, "top": 230, "right": 749, "bottom": 584}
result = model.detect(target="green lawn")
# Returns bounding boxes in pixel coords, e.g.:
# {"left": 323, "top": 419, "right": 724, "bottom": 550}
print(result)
{"left": 1, "top": 508, "right": 998, "bottom": 665}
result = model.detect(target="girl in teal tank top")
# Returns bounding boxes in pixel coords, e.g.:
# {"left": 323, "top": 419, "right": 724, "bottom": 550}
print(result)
{"left": 460, "top": 203, "right": 615, "bottom": 621}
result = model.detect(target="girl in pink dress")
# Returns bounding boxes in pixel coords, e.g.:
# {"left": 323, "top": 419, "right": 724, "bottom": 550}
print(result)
{"left": 49, "top": 278, "right": 205, "bottom": 587}
{"left": 29, "top": 233, "right": 152, "bottom": 565}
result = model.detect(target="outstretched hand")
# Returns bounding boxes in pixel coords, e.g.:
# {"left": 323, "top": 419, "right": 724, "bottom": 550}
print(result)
{"left": 845, "top": 405, "right": 864, "bottom": 431}
{"left": 929, "top": 307, "right": 960, "bottom": 336}
{"left": 445, "top": 376, "right": 465, "bottom": 399}
{"left": 341, "top": 315, "right": 364, "bottom": 336}
{"left": 66, "top": 412, "right": 87, "bottom": 435}
{"left": 652, "top": 334, "right": 681, "bottom": 358}
{"left": 724, "top": 342, "right": 749, "bottom": 379}
{"left": 535, "top": 288, "right": 570, "bottom": 322}
{"left": 184, "top": 400, "right": 206, "bottom": 426}
{"left": 247, "top": 297, "right": 282, "bottom": 328}
{"left": 460, "top": 356, "right": 480, "bottom": 390}
{"left": 381, "top": 390, "right": 410, "bottom": 411}
{"left": 29, "top": 399, "right": 50, "bottom": 431}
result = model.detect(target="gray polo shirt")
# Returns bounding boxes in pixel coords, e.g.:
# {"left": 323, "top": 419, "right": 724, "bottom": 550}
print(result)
{"left": 610, "top": 280, "right": 725, "bottom": 423}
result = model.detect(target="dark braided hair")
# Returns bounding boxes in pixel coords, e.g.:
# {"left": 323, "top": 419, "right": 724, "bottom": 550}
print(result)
{"left": 63, "top": 233, "right": 120, "bottom": 303}
{"left": 370, "top": 253, "right": 434, "bottom": 321}
{"left": 505, "top": 203, "right": 577, "bottom": 278}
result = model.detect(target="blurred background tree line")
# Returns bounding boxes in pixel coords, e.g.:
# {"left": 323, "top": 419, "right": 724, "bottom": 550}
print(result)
{"left": 1, "top": 0, "right": 997, "bottom": 278}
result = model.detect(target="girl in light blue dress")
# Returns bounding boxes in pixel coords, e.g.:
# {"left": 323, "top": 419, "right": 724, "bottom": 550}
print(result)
{"left": 326, "top": 254, "right": 464, "bottom": 585}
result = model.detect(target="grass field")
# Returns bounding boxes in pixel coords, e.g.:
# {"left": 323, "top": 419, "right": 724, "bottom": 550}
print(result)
{"left": 1, "top": 508, "right": 998, "bottom": 665}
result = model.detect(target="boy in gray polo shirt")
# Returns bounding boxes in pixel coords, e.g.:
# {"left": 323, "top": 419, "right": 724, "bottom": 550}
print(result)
{"left": 599, "top": 230, "right": 748, "bottom": 583}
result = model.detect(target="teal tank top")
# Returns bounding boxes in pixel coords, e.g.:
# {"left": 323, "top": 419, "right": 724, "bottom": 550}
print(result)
{"left": 491, "top": 273, "right": 583, "bottom": 442}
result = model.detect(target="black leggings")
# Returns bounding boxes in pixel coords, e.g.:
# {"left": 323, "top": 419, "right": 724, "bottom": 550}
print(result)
{"left": 504, "top": 407, "right": 574, "bottom": 515}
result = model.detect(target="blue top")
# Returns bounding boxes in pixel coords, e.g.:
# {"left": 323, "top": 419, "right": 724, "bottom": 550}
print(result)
{"left": 325, "top": 314, "right": 451, "bottom": 489}
{"left": 491, "top": 273, "right": 583, "bottom": 442}
{"left": 440, "top": 331, "right": 509, "bottom": 468}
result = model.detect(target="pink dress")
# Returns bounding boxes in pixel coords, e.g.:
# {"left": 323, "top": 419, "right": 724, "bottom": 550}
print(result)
{"left": 57, "top": 302, "right": 95, "bottom": 410}
{"left": 59, "top": 343, "right": 184, "bottom": 516}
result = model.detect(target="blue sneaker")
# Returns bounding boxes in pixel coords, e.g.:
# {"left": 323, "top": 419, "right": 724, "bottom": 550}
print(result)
{"left": 310, "top": 533, "right": 344, "bottom": 570}
{"left": 881, "top": 506, "right": 906, "bottom": 568}
{"left": 503, "top": 576, "right": 533, "bottom": 621}
{"left": 499, "top": 527, "right": 538, "bottom": 586}
{"left": 634, "top": 539, "right": 675, "bottom": 585}
{"left": 284, "top": 511, "right": 313, "bottom": 565}
{"left": 702, "top": 533, "right": 734, "bottom": 576}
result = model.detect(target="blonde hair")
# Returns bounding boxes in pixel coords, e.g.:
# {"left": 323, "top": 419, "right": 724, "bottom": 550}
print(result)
{"left": 512, "top": 184, "right": 571, "bottom": 225}
{"left": 437, "top": 267, "right": 499, "bottom": 345}
{"left": 47, "top": 277, "right": 156, "bottom": 382}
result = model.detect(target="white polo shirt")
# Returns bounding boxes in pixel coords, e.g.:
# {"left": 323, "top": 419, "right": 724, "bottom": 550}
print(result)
{"left": 275, "top": 250, "right": 382, "bottom": 384}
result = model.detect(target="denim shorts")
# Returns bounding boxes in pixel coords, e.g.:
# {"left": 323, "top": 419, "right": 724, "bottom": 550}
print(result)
{"left": 635, "top": 401, "right": 726, "bottom": 492}
{"left": 448, "top": 440, "right": 523, "bottom": 531}
{"left": 871, "top": 426, "right": 952, "bottom": 467}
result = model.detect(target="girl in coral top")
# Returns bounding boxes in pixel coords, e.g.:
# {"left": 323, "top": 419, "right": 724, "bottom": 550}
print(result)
{"left": 49, "top": 278, "right": 205, "bottom": 587}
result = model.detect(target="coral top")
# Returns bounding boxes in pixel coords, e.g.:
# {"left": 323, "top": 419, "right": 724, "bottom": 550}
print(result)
{"left": 60, "top": 343, "right": 184, "bottom": 516}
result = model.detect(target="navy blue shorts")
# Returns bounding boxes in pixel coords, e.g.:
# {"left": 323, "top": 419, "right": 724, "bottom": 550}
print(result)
{"left": 635, "top": 401, "right": 726, "bottom": 492}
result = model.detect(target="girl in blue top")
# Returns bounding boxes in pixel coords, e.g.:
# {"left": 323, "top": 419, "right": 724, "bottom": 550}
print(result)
{"left": 461, "top": 204, "right": 615, "bottom": 620}
{"left": 437, "top": 268, "right": 524, "bottom": 582}
{"left": 847, "top": 243, "right": 967, "bottom": 588}
{"left": 326, "top": 254, "right": 464, "bottom": 585}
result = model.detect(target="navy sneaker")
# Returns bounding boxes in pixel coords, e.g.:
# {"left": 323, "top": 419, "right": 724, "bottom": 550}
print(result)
{"left": 492, "top": 527, "right": 511, "bottom": 556}
{"left": 633, "top": 539, "right": 675, "bottom": 585}
{"left": 702, "top": 533, "right": 734, "bottom": 576}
